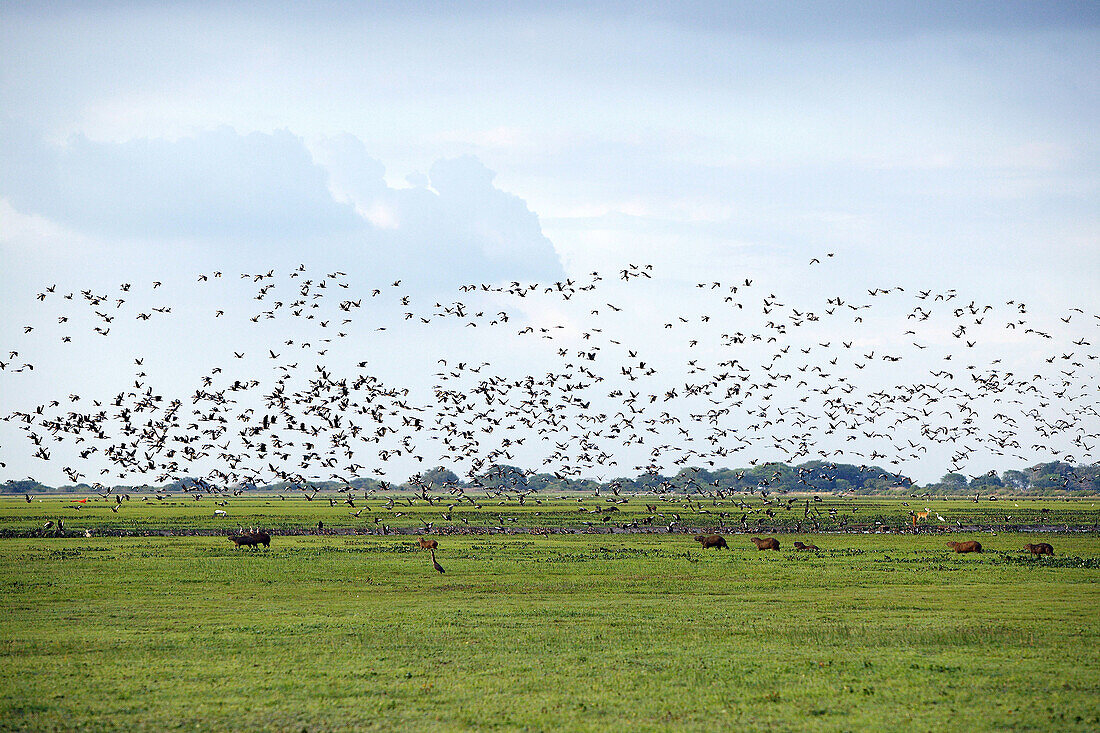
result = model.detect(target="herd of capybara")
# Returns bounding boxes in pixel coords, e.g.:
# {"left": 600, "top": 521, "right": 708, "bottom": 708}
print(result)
{"left": 687, "top": 535, "right": 1055, "bottom": 557}
{"left": 221, "top": 530, "right": 1056, "bottom": 562}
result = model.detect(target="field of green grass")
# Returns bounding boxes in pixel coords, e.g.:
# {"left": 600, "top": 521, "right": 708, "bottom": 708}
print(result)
{"left": 4, "top": 494, "right": 1099, "bottom": 535}
{"left": 2, "top": 524, "right": 1099, "bottom": 731}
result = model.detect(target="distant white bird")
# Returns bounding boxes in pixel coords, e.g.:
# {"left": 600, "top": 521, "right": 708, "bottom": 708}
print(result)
{"left": 214, "top": 509, "right": 227, "bottom": 517}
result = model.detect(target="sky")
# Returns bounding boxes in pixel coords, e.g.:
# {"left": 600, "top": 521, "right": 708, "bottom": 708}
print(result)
{"left": 1, "top": 2, "right": 1098, "bottom": 487}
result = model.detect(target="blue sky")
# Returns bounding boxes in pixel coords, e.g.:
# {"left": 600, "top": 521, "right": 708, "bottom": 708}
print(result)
{"left": 1, "top": 2, "right": 1097, "bottom": 485}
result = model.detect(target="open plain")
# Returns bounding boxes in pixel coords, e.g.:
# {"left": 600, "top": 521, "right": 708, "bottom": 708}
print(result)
{"left": 2, "top": 497, "right": 1098, "bottom": 732}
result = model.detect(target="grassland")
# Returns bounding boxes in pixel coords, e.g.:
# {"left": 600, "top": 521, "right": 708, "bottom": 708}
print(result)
{"left": 1, "top": 509, "right": 1099, "bottom": 731}
{"left": 3, "top": 494, "right": 1099, "bottom": 535}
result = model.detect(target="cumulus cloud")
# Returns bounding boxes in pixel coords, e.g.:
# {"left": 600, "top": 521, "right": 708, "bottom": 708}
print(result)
{"left": 0, "top": 124, "right": 361, "bottom": 239}
{"left": 0, "top": 124, "right": 563, "bottom": 286}
{"left": 315, "top": 134, "right": 564, "bottom": 284}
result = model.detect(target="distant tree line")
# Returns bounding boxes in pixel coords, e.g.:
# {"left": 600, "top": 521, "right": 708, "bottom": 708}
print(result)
{"left": 6, "top": 461, "right": 1098, "bottom": 496}
{"left": 921, "top": 462, "right": 1100, "bottom": 497}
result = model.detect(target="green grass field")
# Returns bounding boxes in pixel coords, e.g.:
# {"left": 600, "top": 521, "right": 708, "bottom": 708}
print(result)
{"left": 4, "top": 494, "right": 1099, "bottom": 535}
{"left": 1, "top": 518, "right": 1099, "bottom": 731}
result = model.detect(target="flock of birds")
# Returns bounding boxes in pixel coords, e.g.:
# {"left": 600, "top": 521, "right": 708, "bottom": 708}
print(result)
{"left": 2, "top": 260, "right": 1098, "bottom": 511}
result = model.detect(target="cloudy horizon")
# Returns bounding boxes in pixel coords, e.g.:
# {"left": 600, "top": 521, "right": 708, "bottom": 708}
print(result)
{"left": 2, "top": 2, "right": 1097, "bottom": 486}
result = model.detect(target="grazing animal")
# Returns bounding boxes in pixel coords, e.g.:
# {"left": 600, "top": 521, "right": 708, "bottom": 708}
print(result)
{"left": 694, "top": 534, "right": 728, "bottom": 550}
{"left": 250, "top": 530, "right": 271, "bottom": 548}
{"left": 910, "top": 509, "right": 929, "bottom": 526}
{"left": 750, "top": 537, "right": 780, "bottom": 551}
{"left": 418, "top": 537, "right": 439, "bottom": 550}
{"left": 946, "top": 540, "right": 982, "bottom": 553}
{"left": 229, "top": 534, "right": 257, "bottom": 548}
{"left": 1023, "top": 542, "right": 1054, "bottom": 556}
{"left": 792, "top": 541, "right": 818, "bottom": 550}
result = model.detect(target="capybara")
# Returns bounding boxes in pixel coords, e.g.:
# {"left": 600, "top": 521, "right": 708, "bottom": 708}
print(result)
{"left": 694, "top": 534, "right": 728, "bottom": 550}
{"left": 229, "top": 534, "right": 257, "bottom": 548}
{"left": 250, "top": 530, "right": 271, "bottom": 548}
{"left": 947, "top": 540, "right": 982, "bottom": 553}
{"left": 1023, "top": 542, "right": 1054, "bottom": 556}
{"left": 793, "top": 541, "right": 818, "bottom": 551}
{"left": 418, "top": 537, "right": 439, "bottom": 550}
{"left": 750, "top": 537, "right": 780, "bottom": 550}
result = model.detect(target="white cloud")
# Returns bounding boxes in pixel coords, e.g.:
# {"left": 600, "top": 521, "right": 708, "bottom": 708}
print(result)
{"left": 1, "top": 125, "right": 564, "bottom": 289}
{"left": 0, "top": 124, "right": 361, "bottom": 239}
{"left": 313, "top": 135, "right": 564, "bottom": 285}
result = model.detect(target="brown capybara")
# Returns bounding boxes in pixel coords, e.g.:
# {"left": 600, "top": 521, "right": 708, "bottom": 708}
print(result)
{"left": 947, "top": 540, "right": 982, "bottom": 553}
{"left": 250, "top": 530, "right": 271, "bottom": 548}
{"left": 229, "top": 534, "right": 257, "bottom": 548}
{"left": 418, "top": 537, "right": 439, "bottom": 550}
{"left": 750, "top": 537, "right": 780, "bottom": 551}
{"left": 1023, "top": 542, "right": 1054, "bottom": 556}
{"left": 694, "top": 534, "right": 728, "bottom": 550}
{"left": 793, "top": 541, "right": 818, "bottom": 551}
